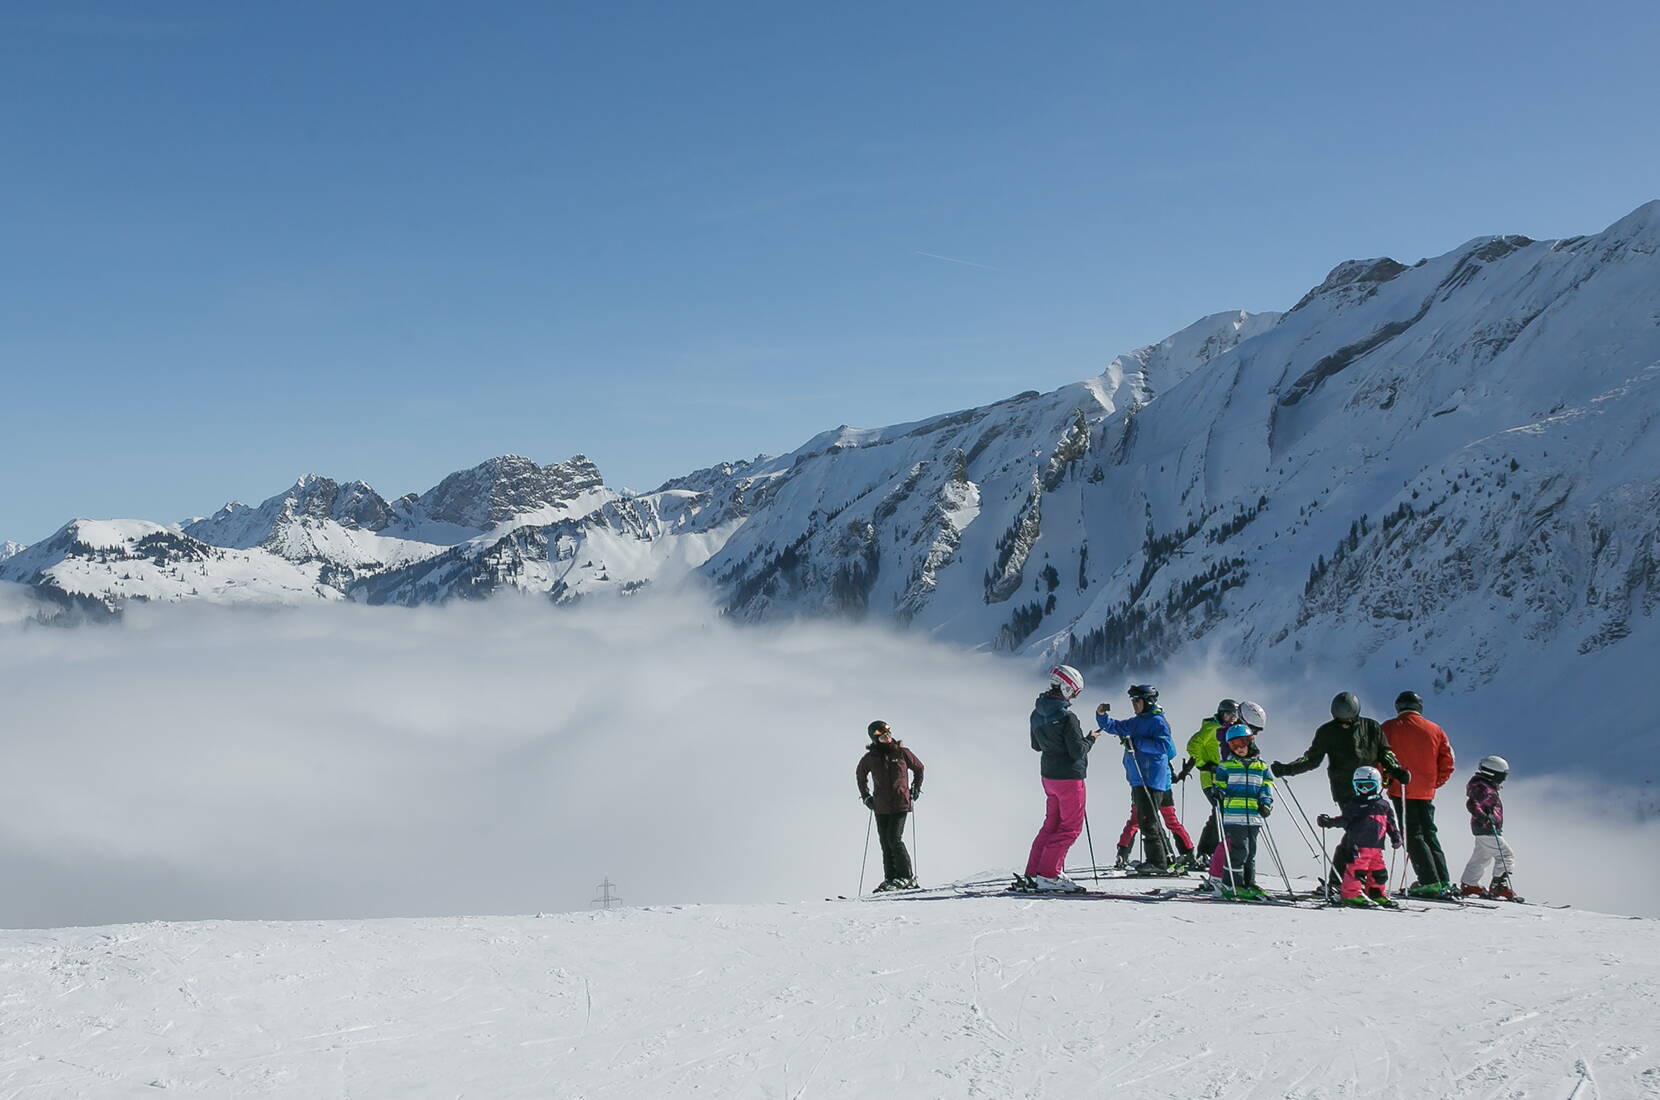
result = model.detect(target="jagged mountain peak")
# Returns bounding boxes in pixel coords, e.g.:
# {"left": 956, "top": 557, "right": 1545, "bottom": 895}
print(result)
{"left": 413, "top": 453, "right": 607, "bottom": 531}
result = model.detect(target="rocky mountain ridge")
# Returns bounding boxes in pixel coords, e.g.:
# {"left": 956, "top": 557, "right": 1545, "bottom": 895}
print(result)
{"left": 6, "top": 201, "right": 1658, "bottom": 705}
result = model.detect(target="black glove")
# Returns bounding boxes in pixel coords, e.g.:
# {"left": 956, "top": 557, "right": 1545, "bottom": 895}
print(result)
{"left": 1394, "top": 766, "right": 1413, "bottom": 785}
{"left": 1316, "top": 814, "right": 1335, "bottom": 828}
{"left": 1270, "top": 760, "right": 1287, "bottom": 777}
{"left": 1260, "top": 803, "right": 1273, "bottom": 818}
{"left": 909, "top": 786, "right": 922, "bottom": 801}
{"left": 1174, "top": 759, "right": 1195, "bottom": 784}
{"left": 861, "top": 794, "right": 874, "bottom": 810}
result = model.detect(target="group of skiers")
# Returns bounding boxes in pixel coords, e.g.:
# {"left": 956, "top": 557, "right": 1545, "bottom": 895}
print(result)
{"left": 855, "top": 666, "right": 1518, "bottom": 906}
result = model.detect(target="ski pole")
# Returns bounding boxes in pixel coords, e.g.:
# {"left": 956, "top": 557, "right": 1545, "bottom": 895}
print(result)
{"left": 1276, "top": 775, "right": 1325, "bottom": 861}
{"left": 910, "top": 807, "right": 919, "bottom": 885}
{"left": 1083, "top": 810, "right": 1099, "bottom": 881}
{"left": 1317, "top": 821, "right": 1334, "bottom": 902}
{"left": 858, "top": 809, "right": 873, "bottom": 897}
{"left": 1394, "top": 794, "right": 1411, "bottom": 893}
{"left": 1260, "top": 817, "right": 1297, "bottom": 900}
{"left": 1212, "top": 795, "right": 1239, "bottom": 894}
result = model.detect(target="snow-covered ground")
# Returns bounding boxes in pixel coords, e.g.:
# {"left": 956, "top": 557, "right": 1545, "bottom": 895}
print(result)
{"left": 3, "top": 873, "right": 1656, "bottom": 1098}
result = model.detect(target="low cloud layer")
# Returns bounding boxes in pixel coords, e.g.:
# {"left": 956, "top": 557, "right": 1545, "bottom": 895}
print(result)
{"left": 2, "top": 595, "right": 1654, "bottom": 928}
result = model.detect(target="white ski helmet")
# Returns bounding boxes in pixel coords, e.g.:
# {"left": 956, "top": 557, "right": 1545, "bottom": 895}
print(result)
{"left": 1048, "top": 664, "right": 1084, "bottom": 699}
{"left": 1352, "top": 766, "right": 1383, "bottom": 798}
{"left": 1477, "top": 755, "right": 1510, "bottom": 778}
{"left": 1237, "top": 700, "right": 1267, "bottom": 730}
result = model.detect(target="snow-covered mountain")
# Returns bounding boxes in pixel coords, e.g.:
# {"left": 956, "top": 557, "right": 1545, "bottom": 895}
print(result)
{"left": 6, "top": 201, "right": 1659, "bottom": 704}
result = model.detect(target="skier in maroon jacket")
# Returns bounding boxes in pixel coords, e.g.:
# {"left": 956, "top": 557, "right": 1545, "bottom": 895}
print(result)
{"left": 857, "top": 720, "right": 925, "bottom": 891}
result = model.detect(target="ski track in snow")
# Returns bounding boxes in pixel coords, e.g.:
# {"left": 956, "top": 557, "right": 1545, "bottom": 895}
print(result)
{"left": 1, "top": 884, "right": 1658, "bottom": 1098}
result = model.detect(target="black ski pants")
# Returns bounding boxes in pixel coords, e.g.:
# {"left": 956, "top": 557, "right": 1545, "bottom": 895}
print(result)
{"left": 1130, "top": 786, "right": 1171, "bottom": 867}
{"left": 1221, "top": 823, "right": 1258, "bottom": 889}
{"left": 875, "top": 812, "right": 913, "bottom": 882}
{"left": 1394, "top": 797, "right": 1449, "bottom": 886}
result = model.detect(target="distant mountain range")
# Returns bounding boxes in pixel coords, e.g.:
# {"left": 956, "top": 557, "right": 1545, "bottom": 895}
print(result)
{"left": 7, "top": 200, "right": 1659, "bottom": 703}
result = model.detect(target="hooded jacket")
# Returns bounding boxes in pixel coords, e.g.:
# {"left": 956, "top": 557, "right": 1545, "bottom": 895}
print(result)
{"left": 1382, "top": 712, "right": 1455, "bottom": 800}
{"left": 1465, "top": 773, "right": 1504, "bottom": 835}
{"left": 1030, "top": 692, "right": 1094, "bottom": 780}
{"left": 857, "top": 740, "right": 924, "bottom": 814}
{"left": 1097, "top": 707, "right": 1176, "bottom": 790}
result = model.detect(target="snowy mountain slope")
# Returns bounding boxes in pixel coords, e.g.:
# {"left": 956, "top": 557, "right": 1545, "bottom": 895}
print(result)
{"left": 1042, "top": 202, "right": 1660, "bottom": 688}
{"left": 698, "top": 309, "right": 1276, "bottom": 633}
{"left": 2, "top": 888, "right": 1656, "bottom": 1098}
{"left": 5, "top": 202, "right": 1659, "bottom": 719}
{"left": 0, "top": 519, "right": 341, "bottom": 612}
{"left": 0, "top": 456, "right": 623, "bottom": 611}
{"left": 0, "top": 540, "right": 22, "bottom": 563}
{"left": 352, "top": 490, "right": 745, "bottom": 606}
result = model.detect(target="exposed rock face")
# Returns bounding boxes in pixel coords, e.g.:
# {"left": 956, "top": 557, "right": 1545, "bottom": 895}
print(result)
{"left": 414, "top": 455, "right": 605, "bottom": 531}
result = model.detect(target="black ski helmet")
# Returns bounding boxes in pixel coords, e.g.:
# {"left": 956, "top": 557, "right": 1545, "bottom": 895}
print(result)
{"left": 1395, "top": 690, "right": 1424, "bottom": 714}
{"left": 1330, "top": 692, "right": 1361, "bottom": 721}
{"left": 1128, "top": 684, "right": 1159, "bottom": 704}
{"left": 867, "top": 720, "right": 891, "bottom": 739}
{"left": 1216, "top": 698, "right": 1240, "bottom": 720}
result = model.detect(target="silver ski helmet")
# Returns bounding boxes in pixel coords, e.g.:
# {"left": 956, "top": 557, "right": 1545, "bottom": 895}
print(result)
{"left": 1238, "top": 700, "right": 1267, "bottom": 731}
{"left": 1049, "top": 664, "right": 1084, "bottom": 700}
{"left": 1352, "top": 766, "right": 1383, "bottom": 799}
{"left": 1331, "top": 692, "right": 1361, "bottom": 721}
{"left": 1477, "top": 755, "right": 1510, "bottom": 779}
{"left": 1395, "top": 690, "right": 1424, "bottom": 714}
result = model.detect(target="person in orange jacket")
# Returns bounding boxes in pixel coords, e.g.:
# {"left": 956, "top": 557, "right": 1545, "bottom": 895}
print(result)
{"left": 1381, "top": 691, "right": 1457, "bottom": 897}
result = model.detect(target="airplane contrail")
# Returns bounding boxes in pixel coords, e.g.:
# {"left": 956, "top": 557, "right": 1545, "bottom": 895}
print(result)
{"left": 913, "top": 250, "right": 999, "bottom": 271}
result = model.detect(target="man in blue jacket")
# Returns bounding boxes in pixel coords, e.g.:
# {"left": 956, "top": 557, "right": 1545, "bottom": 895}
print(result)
{"left": 1096, "top": 684, "right": 1176, "bottom": 871}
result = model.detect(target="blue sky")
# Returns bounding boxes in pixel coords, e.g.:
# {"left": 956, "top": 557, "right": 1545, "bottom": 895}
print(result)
{"left": 3, "top": 0, "right": 1657, "bottom": 544}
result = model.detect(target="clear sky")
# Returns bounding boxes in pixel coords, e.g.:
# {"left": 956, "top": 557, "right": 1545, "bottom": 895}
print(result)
{"left": 3, "top": 0, "right": 1657, "bottom": 545}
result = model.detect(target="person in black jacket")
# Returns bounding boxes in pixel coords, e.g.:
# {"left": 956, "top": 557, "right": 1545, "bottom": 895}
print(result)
{"left": 1021, "top": 665, "right": 1100, "bottom": 892}
{"left": 857, "top": 720, "right": 924, "bottom": 891}
{"left": 1272, "top": 692, "right": 1409, "bottom": 805}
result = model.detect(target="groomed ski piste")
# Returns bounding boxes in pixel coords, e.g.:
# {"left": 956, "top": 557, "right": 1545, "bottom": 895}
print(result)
{"left": 3, "top": 867, "right": 1656, "bottom": 1098}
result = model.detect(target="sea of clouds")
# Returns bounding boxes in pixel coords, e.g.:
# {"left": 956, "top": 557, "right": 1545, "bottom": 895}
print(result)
{"left": 2, "top": 592, "right": 1655, "bottom": 928}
